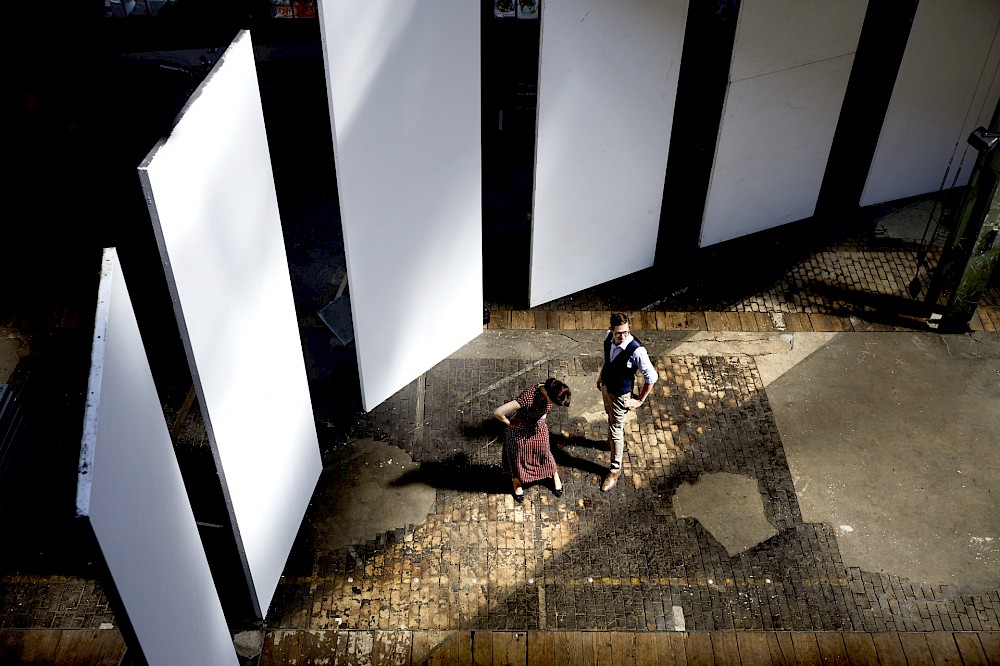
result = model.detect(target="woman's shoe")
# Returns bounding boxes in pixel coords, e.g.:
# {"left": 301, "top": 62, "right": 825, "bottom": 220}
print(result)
{"left": 514, "top": 491, "right": 525, "bottom": 503}
{"left": 552, "top": 480, "right": 563, "bottom": 498}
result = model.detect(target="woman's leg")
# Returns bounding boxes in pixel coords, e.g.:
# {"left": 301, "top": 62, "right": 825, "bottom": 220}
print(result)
{"left": 512, "top": 477, "right": 523, "bottom": 496}
{"left": 552, "top": 471, "right": 562, "bottom": 491}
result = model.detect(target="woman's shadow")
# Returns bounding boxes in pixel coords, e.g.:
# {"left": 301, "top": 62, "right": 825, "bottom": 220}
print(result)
{"left": 390, "top": 420, "right": 607, "bottom": 494}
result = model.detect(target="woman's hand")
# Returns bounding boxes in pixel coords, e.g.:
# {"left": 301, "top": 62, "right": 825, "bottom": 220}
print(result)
{"left": 494, "top": 400, "right": 520, "bottom": 425}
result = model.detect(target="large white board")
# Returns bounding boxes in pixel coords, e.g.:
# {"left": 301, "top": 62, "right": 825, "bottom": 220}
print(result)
{"left": 77, "top": 249, "right": 238, "bottom": 666}
{"left": 700, "top": 0, "right": 867, "bottom": 247}
{"left": 138, "top": 30, "right": 322, "bottom": 617}
{"left": 529, "top": 0, "right": 689, "bottom": 306}
{"left": 861, "top": 0, "right": 1000, "bottom": 206}
{"left": 318, "top": 0, "right": 483, "bottom": 411}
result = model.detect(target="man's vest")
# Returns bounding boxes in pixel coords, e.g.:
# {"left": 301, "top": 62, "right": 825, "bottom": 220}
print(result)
{"left": 601, "top": 333, "right": 642, "bottom": 395}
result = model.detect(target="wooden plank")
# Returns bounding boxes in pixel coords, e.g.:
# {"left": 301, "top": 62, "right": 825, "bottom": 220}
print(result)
{"left": 559, "top": 632, "right": 597, "bottom": 666}
{"left": 829, "top": 315, "right": 853, "bottom": 332}
{"left": 0, "top": 630, "right": 25, "bottom": 664}
{"left": 610, "top": 632, "right": 639, "bottom": 665}
{"left": 594, "top": 632, "right": 614, "bottom": 666}
{"left": 373, "top": 630, "right": 411, "bottom": 666}
{"left": 710, "top": 632, "right": 739, "bottom": 665}
{"left": 347, "top": 631, "right": 375, "bottom": 666}
{"left": 634, "top": 633, "right": 659, "bottom": 665}
{"left": 814, "top": 632, "right": 848, "bottom": 664}
{"left": 842, "top": 632, "right": 878, "bottom": 666}
{"left": 783, "top": 313, "right": 813, "bottom": 332}
{"left": 924, "top": 632, "right": 962, "bottom": 666}
{"left": 686, "top": 632, "right": 714, "bottom": 666}
{"left": 640, "top": 312, "right": 658, "bottom": 332}
{"left": 736, "top": 632, "right": 771, "bottom": 664}
{"left": 472, "top": 630, "right": 492, "bottom": 666}
{"left": 19, "top": 629, "right": 63, "bottom": 664}
{"left": 412, "top": 631, "right": 472, "bottom": 666}
{"left": 574, "top": 311, "right": 591, "bottom": 330}
{"left": 737, "top": 311, "right": 760, "bottom": 332}
{"left": 300, "top": 630, "right": 345, "bottom": 665}
{"left": 952, "top": 633, "right": 988, "bottom": 666}
{"left": 555, "top": 311, "right": 576, "bottom": 330}
{"left": 493, "top": 632, "right": 526, "bottom": 666}
{"left": 790, "top": 632, "right": 821, "bottom": 664}
{"left": 655, "top": 632, "right": 687, "bottom": 665}
{"left": 766, "top": 632, "right": 795, "bottom": 665}
{"left": 753, "top": 311, "right": 776, "bottom": 332}
{"left": 533, "top": 310, "right": 548, "bottom": 331}
{"left": 808, "top": 313, "right": 835, "bottom": 331}
{"left": 93, "top": 629, "right": 126, "bottom": 666}
{"left": 510, "top": 311, "right": 534, "bottom": 330}
{"left": 52, "top": 629, "right": 105, "bottom": 666}
{"left": 704, "top": 312, "right": 727, "bottom": 331}
{"left": 898, "top": 632, "right": 934, "bottom": 666}
{"left": 871, "top": 632, "right": 908, "bottom": 666}
{"left": 976, "top": 631, "right": 1000, "bottom": 664}
{"left": 979, "top": 306, "right": 999, "bottom": 331}
{"left": 527, "top": 631, "right": 554, "bottom": 666}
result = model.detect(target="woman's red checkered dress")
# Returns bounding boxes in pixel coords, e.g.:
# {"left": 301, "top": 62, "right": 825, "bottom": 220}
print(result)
{"left": 502, "top": 384, "right": 557, "bottom": 483}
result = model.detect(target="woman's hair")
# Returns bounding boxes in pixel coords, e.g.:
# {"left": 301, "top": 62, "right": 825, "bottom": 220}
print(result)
{"left": 543, "top": 378, "right": 572, "bottom": 407}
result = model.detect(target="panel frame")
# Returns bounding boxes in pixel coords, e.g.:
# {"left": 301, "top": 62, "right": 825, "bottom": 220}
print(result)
{"left": 137, "top": 30, "right": 322, "bottom": 618}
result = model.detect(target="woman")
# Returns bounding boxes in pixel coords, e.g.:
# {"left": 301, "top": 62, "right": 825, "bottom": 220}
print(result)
{"left": 494, "top": 377, "right": 572, "bottom": 502}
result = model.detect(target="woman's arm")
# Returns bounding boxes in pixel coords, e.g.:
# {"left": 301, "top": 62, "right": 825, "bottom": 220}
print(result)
{"left": 494, "top": 400, "right": 520, "bottom": 425}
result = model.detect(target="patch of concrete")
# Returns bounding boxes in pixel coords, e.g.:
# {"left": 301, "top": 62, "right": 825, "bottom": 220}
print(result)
{"left": 671, "top": 331, "right": 836, "bottom": 387}
{"left": 874, "top": 199, "right": 941, "bottom": 242}
{"left": 233, "top": 630, "right": 263, "bottom": 659}
{"left": 0, "top": 330, "right": 28, "bottom": 384}
{"left": 312, "top": 439, "right": 435, "bottom": 552}
{"left": 768, "top": 332, "right": 1000, "bottom": 593}
{"left": 673, "top": 472, "right": 777, "bottom": 556}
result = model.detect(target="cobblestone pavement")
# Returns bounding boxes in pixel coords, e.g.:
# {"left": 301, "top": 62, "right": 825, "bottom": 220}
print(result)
{"left": 266, "top": 332, "right": 1000, "bottom": 635}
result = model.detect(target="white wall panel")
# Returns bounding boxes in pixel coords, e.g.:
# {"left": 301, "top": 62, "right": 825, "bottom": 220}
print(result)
{"left": 138, "top": 30, "right": 321, "bottom": 617}
{"left": 701, "top": 0, "right": 867, "bottom": 247}
{"left": 528, "top": 0, "right": 688, "bottom": 307}
{"left": 318, "top": 0, "right": 483, "bottom": 411}
{"left": 77, "top": 249, "right": 238, "bottom": 666}
{"left": 861, "top": 0, "right": 1000, "bottom": 206}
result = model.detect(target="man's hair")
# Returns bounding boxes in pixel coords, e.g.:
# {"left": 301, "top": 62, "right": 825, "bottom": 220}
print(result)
{"left": 610, "top": 312, "right": 630, "bottom": 328}
{"left": 543, "top": 378, "right": 572, "bottom": 407}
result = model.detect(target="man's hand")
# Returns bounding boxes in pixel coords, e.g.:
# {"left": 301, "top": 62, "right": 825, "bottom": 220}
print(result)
{"left": 625, "top": 397, "right": 643, "bottom": 410}
{"left": 596, "top": 376, "right": 603, "bottom": 390}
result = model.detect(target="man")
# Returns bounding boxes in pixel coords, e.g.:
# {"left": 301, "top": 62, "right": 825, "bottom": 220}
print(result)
{"left": 596, "top": 312, "right": 657, "bottom": 491}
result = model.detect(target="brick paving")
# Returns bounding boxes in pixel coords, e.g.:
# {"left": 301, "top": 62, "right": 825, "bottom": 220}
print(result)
{"left": 266, "top": 343, "right": 1000, "bottom": 634}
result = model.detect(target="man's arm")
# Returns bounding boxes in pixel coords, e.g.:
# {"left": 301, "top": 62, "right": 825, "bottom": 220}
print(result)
{"left": 626, "top": 347, "right": 657, "bottom": 409}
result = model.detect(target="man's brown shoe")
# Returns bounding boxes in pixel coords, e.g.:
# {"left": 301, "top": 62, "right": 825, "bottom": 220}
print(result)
{"left": 601, "top": 469, "right": 621, "bottom": 492}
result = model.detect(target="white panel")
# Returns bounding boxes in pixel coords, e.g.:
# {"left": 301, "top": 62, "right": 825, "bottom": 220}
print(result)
{"left": 78, "top": 249, "right": 238, "bottom": 666}
{"left": 730, "top": 0, "right": 866, "bottom": 81}
{"left": 528, "top": 0, "right": 689, "bottom": 307}
{"left": 861, "top": 0, "right": 1000, "bottom": 206}
{"left": 138, "top": 31, "right": 322, "bottom": 616}
{"left": 701, "top": 56, "right": 855, "bottom": 247}
{"left": 318, "top": 0, "right": 483, "bottom": 411}
{"left": 701, "top": 0, "right": 867, "bottom": 247}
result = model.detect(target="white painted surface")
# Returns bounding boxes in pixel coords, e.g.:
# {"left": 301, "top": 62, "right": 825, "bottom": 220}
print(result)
{"left": 78, "top": 249, "right": 238, "bottom": 666}
{"left": 318, "top": 0, "right": 483, "bottom": 411}
{"left": 138, "top": 31, "right": 321, "bottom": 617}
{"left": 861, "top": 0, "right": 1000, "bottom": 206}
{"left": 700, "top": 0, "right": 867, "bottom": 247}
{"left": 528, "top": 0, "right": 688, "bottom": 306}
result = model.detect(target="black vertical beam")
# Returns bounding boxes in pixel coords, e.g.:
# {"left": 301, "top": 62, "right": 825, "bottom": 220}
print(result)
{"left": 655, "top": 0, "right": 741, "bottom": 270}
{"left": 815, "top": 0, "right": 920, "bottom": 223}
